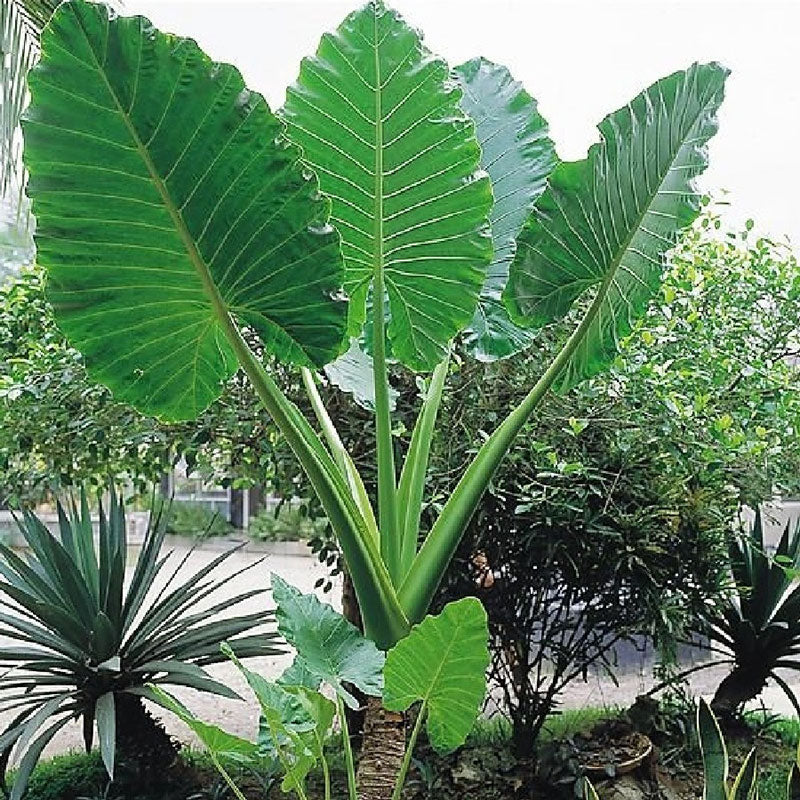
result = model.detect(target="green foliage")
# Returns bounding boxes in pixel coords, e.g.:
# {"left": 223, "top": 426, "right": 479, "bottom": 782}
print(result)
{"left": 505, "top": 62, "right": 728, "bottom": 391}
{"left": 271, "top": 573, "right": 384, "bottom": 708}
{"left": 152, "top": 582, "right": 490, "bottom": 800}
{"left": 164, "top": 500, "right": 231, "bottom": 539}
{"left": 0, "top": 267, "right": 174, "bottom": 504}
{"left": 455, "top": 57, "right": 557, "bottom": 362}
{"left": 0, "top": 0, "right": 37, "bottom": 279}
{"left": 282, "top": 1, "right": 493, "bottom": 370}
{"left": 432, "top": 212, "right": 800, "bottom": 751}
{"left": 436, "top": 344, "right": 730, "bottom": 750}
{"left": 383, "top": 597, "right": 489, "bottom": 753}
{"left": 24, "top": 0, "right": 347, "bottom": 422}
{"left": 248, "top": 503, "right": 326, "bottom": 543}
{"left": 14, "top": 751, "right": 106, "bottom": 800}
{"left": 617, "top": 211, "right": 800, "bottom": 504}
{"left": 0, "top": 487, "right": 282, "bottom": 798}
{"left": 698, "top": 699, "right": 762, "bottom": 800}
{"left": 704, "top": 511, "right": 800, "bottom": 717}
{"left": 23, "top": 0, "right": 729, "bottom": 675}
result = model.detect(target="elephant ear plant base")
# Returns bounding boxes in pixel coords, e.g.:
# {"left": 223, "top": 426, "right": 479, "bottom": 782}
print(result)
{"left": 19, "top": 0, "right": 728, "bottom": 796}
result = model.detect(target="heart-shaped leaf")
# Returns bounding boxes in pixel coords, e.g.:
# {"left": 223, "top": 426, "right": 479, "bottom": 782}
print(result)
{"left": 282, "top": 0, "right": 493, "bottom": 371}
{"left": 504, "top": 62, "right": 728, "bottom": 390}
{"left": 383, "top": 597, "right": 489, "bottom": 753}
{"left": 23, "top": 0, "right": 347, "bottom": 422}
{"left": 271, "top": 574, "right": 384, "bottom": 708}
{"left": 455, "top": 58, "right": 557, "bottom": 361}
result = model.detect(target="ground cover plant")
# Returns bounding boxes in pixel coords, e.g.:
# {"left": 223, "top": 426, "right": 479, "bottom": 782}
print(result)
{"left": 0, "top": 487, "right": 281, "bottom": 799}
{"left": 19, "top": 0, "right": 729, "bottom": 794}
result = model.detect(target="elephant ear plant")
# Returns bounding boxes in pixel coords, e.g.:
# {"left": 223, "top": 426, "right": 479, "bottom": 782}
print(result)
{"left": 0, "top": 488, "right": 281, "bottom": 800}
{"left": 21, "top": 0, "right": 728, "bottom": 792}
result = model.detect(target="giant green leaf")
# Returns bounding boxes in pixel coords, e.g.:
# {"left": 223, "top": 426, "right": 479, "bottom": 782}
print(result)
{"left": 23, "top": 0, "right": 347, "bottom": 421}
{"left": 504, "top": 62, "right": 728, "bottom": 390}
{"left": 383, "top": 597, "right": 489, "bottom": 753}
{"left": 282, "top": 0, "right": 493, "bottom": 372}
{"left": 455, "top": 58, "right": 557, "bottom": 361}
{"left": 271, "top": 574, "right": 384, "bottom": 708}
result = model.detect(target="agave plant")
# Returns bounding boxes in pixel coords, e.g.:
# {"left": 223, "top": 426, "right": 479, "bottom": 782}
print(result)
{"left": 702, "top": 510, "right": 800, "bottom": 718}
{"left": 21, "top": 0, "right": 728, "bottom": 793}
{"left": 0, "top": 488, "right": 281, "bottom": 800}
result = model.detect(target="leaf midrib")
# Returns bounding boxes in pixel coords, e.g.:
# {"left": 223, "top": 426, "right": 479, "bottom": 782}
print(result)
{"left": 534, "top": 75, "right": 720, "bottom": 352}
{"left": 75, "top": 16, "right": 238, "bottom": 358}
{"left": 593, "top": 76, "right": 718, "bottom": 303}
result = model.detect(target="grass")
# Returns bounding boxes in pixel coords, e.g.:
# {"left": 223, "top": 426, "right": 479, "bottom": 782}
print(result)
{"left": 467, "top": 706, "right": 621, "bottom": 748}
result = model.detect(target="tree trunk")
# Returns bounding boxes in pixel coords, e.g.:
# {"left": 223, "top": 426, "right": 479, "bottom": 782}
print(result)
{"left": 356, "top": 696, "right": 406, "bottom": 800}
{"left": 710, "top": 665, "right": 770, "bottom": 719}
{"left": 115, "top": 693, "right": 180, "bottom": 788}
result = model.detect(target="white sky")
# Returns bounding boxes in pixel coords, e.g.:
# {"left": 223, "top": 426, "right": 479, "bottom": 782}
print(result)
{"left": 131, "top": 0, "right": 800, "bottom": 249}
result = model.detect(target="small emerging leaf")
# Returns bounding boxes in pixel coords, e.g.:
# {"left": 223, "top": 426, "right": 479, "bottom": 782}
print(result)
{"left": 323, "top": 338, "right": 398, "bottom": 411}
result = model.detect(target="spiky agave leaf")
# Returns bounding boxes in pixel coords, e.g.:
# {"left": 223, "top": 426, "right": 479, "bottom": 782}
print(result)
{"left": 0, "top": 486, "right": 282, "bottom": 797}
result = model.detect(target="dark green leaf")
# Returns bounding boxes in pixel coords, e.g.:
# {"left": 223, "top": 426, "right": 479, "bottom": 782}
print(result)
{"left": 455, "top": 57, "right": 557, "bottom": 361}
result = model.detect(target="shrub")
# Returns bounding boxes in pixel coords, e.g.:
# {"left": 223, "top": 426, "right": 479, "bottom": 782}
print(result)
{"left": 248, "top": 502, "right": 327, "bottom": 543}
{"left": 702, "top": 510, "right": 800, "bottom": 718}
{"left": 164, "top": 499, "right": 231, "bottom": 538}
{"left": 0, "top": 487, "right": 282, "bottom": 798}
{"left": 437, "top": 388, "right": 728, "bottom": 755}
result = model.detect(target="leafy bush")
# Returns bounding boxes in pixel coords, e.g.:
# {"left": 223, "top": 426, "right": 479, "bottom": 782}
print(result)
{"left": 164, "top": 499, "right": 231, "bottom": 538}
{"left": 248, "top": 502, "right": 327, "bottom": 543}
{"left": 702, "top": 510, "right": 800, "bottom": 718}
{"left": 0, "top": 488, "right": 282, "bottom": 799}
{"left": 437, "top": 388, "right": 728, "bottom": 754}
{"left": 17, "top": 751, "right": 106, "bottom": 800}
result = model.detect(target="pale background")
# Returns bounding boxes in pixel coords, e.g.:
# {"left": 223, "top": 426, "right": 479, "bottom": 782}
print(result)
{"left": 129, "top": 0, "right": 800, "bottom": 249}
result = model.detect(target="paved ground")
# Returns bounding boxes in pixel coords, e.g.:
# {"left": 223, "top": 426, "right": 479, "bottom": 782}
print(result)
{"left": 1, "top": 538, "right": 798, "bottom": 764}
